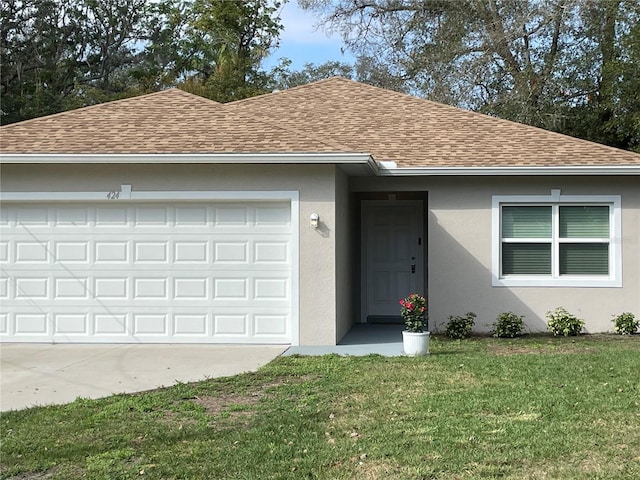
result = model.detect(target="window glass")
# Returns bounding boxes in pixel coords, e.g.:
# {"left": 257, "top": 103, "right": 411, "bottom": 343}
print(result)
{"left": 502, "top": 206, "right": 551, "bottom": 238}
{"left": 559, "top": 206, "right": 609, "bottom": 238}
{"left": 502, "top": 243, "right": 552, "bottom": 275}
{"left": 559, "top": 243, "right": 609, "bottom": 275}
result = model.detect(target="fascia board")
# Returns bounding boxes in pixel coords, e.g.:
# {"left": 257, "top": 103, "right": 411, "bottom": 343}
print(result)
{"left": 377, "top": 166, "right": 640, "bottom": 176}
{"left": 0, "top": 152, "right": 377, "bottom": 170}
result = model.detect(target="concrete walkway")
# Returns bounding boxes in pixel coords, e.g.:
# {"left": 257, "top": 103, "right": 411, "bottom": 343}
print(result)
{"left": 284, "top": 324, "right": 406, "bottom": 356}
{"left": 0, "top": 344, "right": 286, "bottom": 412}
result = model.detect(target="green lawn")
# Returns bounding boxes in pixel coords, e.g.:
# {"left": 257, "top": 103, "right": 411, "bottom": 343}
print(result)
{"left": 1, "top": 335, "right": 639, "bottom": 479}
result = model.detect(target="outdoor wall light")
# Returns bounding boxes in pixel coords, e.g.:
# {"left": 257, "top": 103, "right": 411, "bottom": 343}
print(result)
{"left": 310, "top": 213, "right": 319, "bottom": 228}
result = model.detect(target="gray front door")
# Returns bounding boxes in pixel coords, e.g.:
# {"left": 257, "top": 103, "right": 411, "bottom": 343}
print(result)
{"left": 361, "top": 200, "right": 424, "bottom": 322}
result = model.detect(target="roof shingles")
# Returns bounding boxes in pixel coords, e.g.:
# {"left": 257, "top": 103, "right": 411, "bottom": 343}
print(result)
{"left": 0, "top": 88, "right": 352, "bottom": 155}
{"left": 225, "top": 78, "right": 640, "bottom": 167}
{"left": 1, "top": 77, "right": 639, "bottom": 167}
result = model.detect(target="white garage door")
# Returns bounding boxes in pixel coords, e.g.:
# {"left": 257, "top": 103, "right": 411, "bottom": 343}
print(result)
{"left": 0, "top": 200, "right": 294, "bottom": 344}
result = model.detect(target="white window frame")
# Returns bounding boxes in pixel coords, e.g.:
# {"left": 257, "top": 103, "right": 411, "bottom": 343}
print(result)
{"left": 492, "top": 192, "right": 621, "bottom": 287}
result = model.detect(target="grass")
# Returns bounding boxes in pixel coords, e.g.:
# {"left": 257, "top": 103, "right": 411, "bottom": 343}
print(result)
{"left": 1, "top": 335, "right": 639, "bottom": 479}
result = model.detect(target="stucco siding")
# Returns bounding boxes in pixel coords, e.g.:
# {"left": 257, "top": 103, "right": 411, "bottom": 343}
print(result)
{"left": 352, "top": 175, "right": 640, "bottom": 333}
{"left": 334, "top": 167, "right": 353, "bottom": 342}
{"left": 1, "top": 163, "right": 340, "bottom": 345}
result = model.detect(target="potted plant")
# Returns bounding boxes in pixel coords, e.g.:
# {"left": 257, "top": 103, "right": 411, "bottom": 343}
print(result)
{"left": 400, "top": 293, "right": 429, "bottom": 356}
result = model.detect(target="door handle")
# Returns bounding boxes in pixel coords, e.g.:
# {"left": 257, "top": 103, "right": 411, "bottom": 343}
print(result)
{"left": 411, "top": 264, "right": 416, "bottom": 273}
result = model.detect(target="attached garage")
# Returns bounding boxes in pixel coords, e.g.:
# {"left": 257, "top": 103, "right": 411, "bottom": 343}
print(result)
{"left": 0, "top": 191, "right": 299, "bottom": 344}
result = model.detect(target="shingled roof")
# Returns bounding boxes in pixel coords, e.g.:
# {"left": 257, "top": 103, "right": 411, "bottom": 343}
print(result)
{"left": 2, "top": 77, "right": 639, "bottom": 168}
{"left": 0, "top": 88, "right": 351, "bottom": 155}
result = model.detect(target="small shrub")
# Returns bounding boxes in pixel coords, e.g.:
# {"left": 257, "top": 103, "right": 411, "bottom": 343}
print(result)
{"left": 445, "top": 312, "right": 476, "bottom": 339}
{"left": 546, "top": 307, "right": 584, "bottom": 336}
{"left": 400, "top": 293, "right": 428, "bottom": 333}
{"left": 492, "top": 312, "right": 525, "bottom": 338}
{"left": 612, "top": 312, "right": 638, "bottom": 335}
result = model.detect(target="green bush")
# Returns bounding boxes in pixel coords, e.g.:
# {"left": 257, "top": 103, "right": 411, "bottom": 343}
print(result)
{"left": 445, "top": 312, "right": 476, "bottom": 339}
{"left": 492, "top": 312, "right": 525, "bottom": 338}
{"left": 612, "top": 312, "right": 638, "bottom": 335}
{"left": 546, "top": 307, "right": 584, "bottom": 336}
{"left": 400, "top": 293, "right": 428, "bottom": 333}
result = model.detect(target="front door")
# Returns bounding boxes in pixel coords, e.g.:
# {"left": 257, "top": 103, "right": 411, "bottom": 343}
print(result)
{"left": 361, "top": 200, "right": 424, "bottom": 322}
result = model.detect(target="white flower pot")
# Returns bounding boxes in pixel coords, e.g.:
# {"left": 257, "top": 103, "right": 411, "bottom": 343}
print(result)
{"left": 402, "top": 331, "right": 430, "bottom": 356}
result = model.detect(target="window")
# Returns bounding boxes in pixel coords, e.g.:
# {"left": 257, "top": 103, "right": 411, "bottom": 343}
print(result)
{"left": 492, "top": 193, "right": 621, "bottom": 287}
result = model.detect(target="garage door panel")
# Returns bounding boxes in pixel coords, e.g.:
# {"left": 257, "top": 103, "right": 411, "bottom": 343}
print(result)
{"left": 95, "top": 241, "right": 129, "bottom": 263}
{"left": 214, "top": 314, "right": 248, "bottom": 336}
{"left": 175, "top": 206, "right": 208, "bottom": 225}
{"left": 255, "top": 205, "right": 291, "bottom": 225}
{"left": 16, "top": 242, "right": 49, "bottom": 263}
{"left": 95, "top": 206, "right": 128, "bottom": 226}
{"left": 133, "top": 278, "right": 168, "bottom": 299}
{"left": 4, "top": 273, "right": 291, "bottom": 302}
{"left": 16, "top": 277, "right": 49, "bottom": 299}
{"left": 216, "top": 206, "right": 248, "bottom": 225}
{"left": 1, "top": 200, "right": 293, "bottom": 344}
{"left": 0, "top": 241, "right": 9, "bottom": 262}
{"left": 95, "top": 313, "right": 128, "bottom": 335}
{"left": 56, "top": 242, "right": 90, "bottom": 262}
{"left": 134, "top": 206, "right": 168, "bottom": 225}
{"left": 174, "top": 242, "right": 208, "bottom": 263}
{"left": 0, "top": 314, "right": 8, "bottom": 334}
{"left": 0, "top": 277, "right": 8, "bottom": 298}
{"left": 55, "top": 278, "right": 89, "bottom": 299}
{"left": 14, "top": 313, "right": 49, "bottom": 335}
{"left": 255, "top": 242, "right": 289, "bottom": 263}
{"left": 174, "top": 313, "right": 208, "bottom": 336}
{"left": 132, "top": 241, "right": 168, "bottom": 263}
{"left": 254, "top": 314, "right": 289, "bottom": 335}
{"left": 133, "top": 314, "right": 168, "bottom": 335}
{"left": 94, "top": 277, "right": 129, "bottom": 299}
{"left": 54, "top": 314, "right": 89, "bottom": 335}
{"left": 2, "top": 312, "right": 291, "bottom": 344}
{"left": 214, "top": 278, "right": 248, "bottom": 300}
{"left": 56, "top": 207, "right": 88, "bottom": 226}
{"left": 214, "top": 242, "right": 248, "bottom": 263}
{"left": 173, "top": 277, "right": 209, "bottom": 299}
{"left": 254, "top": 278, "right": 289, "bottom": 300}
{"left": 16, "top": 206, "right": 49, "bottom": 225}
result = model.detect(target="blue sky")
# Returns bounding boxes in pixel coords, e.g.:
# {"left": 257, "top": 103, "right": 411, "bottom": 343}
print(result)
{"left": 262, "top": 1, "right": 355, "bottom": 71}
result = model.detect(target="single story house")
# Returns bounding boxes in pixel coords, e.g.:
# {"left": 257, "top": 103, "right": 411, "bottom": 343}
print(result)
{"left": 1, "top": 77, "right": 639, "bottom": 345}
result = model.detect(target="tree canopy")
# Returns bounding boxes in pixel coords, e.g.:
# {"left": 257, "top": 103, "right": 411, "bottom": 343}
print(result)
{"left": 1, "top": 0, "right": 284, "bottom": 124}
{"left": 300, "top": 0, "right": 640, "bottom": 152}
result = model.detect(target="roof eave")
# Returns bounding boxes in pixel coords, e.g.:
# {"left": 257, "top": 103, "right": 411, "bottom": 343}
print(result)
{"left": 378, "top": 165, "right": 640, "bottom": 176}
{"left": 0, "top": 152, "right": 379, "bottom": 175}
{"left": 3, "top": 154, "right": 638, "bottom": 176}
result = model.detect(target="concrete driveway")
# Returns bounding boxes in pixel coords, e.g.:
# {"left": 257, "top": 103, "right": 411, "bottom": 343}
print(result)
{"left": 0, "top": 344, "right": 286, "bottom": 412}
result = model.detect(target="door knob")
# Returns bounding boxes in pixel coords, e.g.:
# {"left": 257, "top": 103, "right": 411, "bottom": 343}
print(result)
{"left": 411, "top": 264, "right": 416, "bottom": 273}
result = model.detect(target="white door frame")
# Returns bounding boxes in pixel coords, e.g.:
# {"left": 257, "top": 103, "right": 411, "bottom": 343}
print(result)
{"left": 360, "top": 200, "right": 424, "bottom": 323}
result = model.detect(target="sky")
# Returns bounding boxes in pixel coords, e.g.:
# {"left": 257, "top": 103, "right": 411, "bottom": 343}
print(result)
{"left": 262, "top": 1, "right": 355, "bottom": 71}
